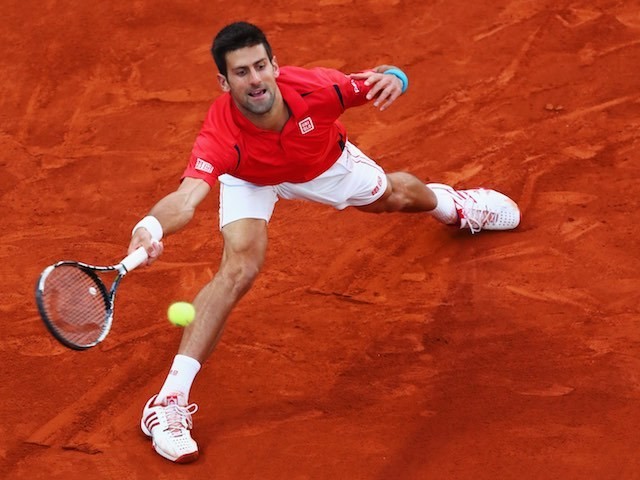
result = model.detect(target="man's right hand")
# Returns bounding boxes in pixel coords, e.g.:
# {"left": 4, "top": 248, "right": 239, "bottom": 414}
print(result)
{"left": 129, "top": 227, "right": 164, "bottom": 266}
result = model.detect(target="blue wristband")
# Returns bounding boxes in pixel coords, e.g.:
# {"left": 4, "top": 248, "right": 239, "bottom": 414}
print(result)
{"left": 384, "top": 68, "right": 409, "bottom": 93}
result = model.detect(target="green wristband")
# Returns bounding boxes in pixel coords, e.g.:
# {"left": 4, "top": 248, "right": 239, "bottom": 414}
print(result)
{"left": 384, "top": 68, "right": 409, "bottom": 93}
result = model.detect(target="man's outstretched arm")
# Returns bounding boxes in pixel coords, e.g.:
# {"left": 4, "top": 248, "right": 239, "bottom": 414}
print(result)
{"left": 128, "top": 177, "right": 212, "bottom": 264}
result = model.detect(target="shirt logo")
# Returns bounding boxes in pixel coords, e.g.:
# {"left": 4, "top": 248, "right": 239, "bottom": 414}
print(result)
{"left": 195, "top": 158, "right": 214, "bottom": 174}
{"left": 350, "top": 79, "right": 360, "bottom": 94}
{"left": 298, "top": 117, "right": 315, "bottom": 135}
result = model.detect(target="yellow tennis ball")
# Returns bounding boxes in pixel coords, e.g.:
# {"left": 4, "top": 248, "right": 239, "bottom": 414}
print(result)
{"left": 167, "top": 302, "right": 195, "bottom": 327}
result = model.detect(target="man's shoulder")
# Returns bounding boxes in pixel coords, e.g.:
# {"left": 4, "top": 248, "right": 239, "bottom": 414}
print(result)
{"left": 203, "top": 94, "right": 236, "bottom": 131}
{"left": 207, "top": 92, "right": 231, "bottom": 116}
{"left": 198, "top": 95, "right": 242, "bottom": 147}
{"left": 278, "top": 65, "right": 346, "bottom": 90}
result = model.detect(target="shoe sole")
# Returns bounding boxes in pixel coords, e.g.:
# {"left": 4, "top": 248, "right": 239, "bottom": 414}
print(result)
{"left": 140, "top": 416, "right": 199, "bottom": 464}
{"left": 150, "top": 441, "right": 199, "bottom": 463}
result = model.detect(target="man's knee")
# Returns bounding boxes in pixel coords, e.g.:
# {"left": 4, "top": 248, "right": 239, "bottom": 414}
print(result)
{"left": 218, "top": 219, "right": 268, "bottom": 295}
{"left": 357, "top": 172, "right": 428, "bottom": 213}
{"left": 218, "top": 254, "right": 262, "bottom": 296}
{"left": 374, "top": 173, "right": 413, "bottom": 211}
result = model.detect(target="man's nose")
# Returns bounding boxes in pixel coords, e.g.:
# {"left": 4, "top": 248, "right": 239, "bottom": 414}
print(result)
{"left": 249, "top": 68, "right": 261, "bottom": 84}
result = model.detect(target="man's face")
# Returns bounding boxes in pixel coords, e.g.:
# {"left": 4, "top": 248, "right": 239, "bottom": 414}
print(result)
{"left": 218, "top": 44, "right": 280, "bottom": 116}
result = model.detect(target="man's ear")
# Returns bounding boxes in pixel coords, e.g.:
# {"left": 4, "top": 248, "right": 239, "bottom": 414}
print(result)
{"left": 217, "top": 73, "right": 230, "bottom": 92}
{"left": 272, "top": 56, "right": 280, "bottom": 78}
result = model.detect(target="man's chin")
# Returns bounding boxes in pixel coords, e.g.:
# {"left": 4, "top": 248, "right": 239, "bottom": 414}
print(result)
{"left": 246, "top": 102, "right": 274, "bottom": 115}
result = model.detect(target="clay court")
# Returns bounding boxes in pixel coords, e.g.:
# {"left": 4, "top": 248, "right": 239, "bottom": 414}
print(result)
{"left": 2, "top": 1, "right": 640, "bottom": 478}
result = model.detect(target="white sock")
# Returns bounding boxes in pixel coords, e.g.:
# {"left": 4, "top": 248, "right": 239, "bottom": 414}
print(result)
{"left": 157, "top": 354, "right": 201, "bottom": 403}
{"left": 427, "top": 184, "right": 459, "bottom": 225}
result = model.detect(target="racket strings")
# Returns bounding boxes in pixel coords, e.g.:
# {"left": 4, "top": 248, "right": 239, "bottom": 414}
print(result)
{"left": 40, "top": 265, "right": 110, "bottom": 346}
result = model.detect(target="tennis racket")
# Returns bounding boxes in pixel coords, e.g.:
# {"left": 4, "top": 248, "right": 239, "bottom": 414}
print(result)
{"left": 35, "top": 246, "right": 149, "bottom": 350}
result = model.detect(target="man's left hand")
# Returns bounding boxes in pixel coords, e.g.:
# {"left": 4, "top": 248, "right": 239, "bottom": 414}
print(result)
{"left": 349, "top": 70, "right": 404, "bottom": 111}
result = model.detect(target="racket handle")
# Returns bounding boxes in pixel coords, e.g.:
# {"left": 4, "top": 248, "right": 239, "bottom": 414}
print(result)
{"left": 120, "top": 246, "right": 149, "bottom": 273}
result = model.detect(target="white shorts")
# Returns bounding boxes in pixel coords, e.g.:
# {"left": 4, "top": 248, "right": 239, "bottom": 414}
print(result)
{"left": 218, "top": 141, "right": 387, "bottom": 229}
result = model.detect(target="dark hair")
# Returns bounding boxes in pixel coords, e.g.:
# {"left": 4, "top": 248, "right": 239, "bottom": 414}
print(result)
{"left": 211, "top": 22, "right": 273, "bottom": 77}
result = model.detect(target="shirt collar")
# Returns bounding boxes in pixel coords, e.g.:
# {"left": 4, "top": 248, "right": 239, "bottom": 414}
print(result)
{"left": 277, "top": 81, "right": 308, "bottom": 119}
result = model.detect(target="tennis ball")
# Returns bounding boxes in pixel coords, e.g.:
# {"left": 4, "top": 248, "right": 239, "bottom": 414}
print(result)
{"left": 167, "top": 302, "right": 195, "bottom": 327}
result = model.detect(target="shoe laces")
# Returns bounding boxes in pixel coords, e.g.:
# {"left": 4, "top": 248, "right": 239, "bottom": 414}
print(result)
{"left": 459, "top": 194, "right": 496, "bottom": 234}
{"left": 164, "top": 402, "right": 198, "bottom": 437}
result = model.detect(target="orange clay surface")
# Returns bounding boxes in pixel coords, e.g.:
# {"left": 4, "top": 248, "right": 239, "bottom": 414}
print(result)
{"left": 2, "top": 1, "right": 640, "bottom": 479}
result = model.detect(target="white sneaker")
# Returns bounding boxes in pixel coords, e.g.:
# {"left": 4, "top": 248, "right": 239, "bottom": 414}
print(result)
{"left": 428, "top": 183, "right": 521, "bottom": 234}
{"left": 140, "top": 393, "right": 199, "bottom": 463}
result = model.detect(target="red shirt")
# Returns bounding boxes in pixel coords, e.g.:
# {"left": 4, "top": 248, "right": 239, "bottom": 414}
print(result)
{"left": 182, "top": 66, "right": 373, "bottom": 186}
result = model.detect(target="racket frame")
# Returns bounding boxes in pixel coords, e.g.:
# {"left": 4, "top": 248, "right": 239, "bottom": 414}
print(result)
{"left": 35, "top": 247, "right": 147, "bottom": 350}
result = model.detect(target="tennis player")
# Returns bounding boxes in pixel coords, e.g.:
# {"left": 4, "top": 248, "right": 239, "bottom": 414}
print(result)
{"left": 130, "top": 21, "right": 520, "bottom": 463}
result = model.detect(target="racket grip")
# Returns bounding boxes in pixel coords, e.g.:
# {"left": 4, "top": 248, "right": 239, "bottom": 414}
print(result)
{"left": 120, "top": 246, "right": 149, "bottom": 273}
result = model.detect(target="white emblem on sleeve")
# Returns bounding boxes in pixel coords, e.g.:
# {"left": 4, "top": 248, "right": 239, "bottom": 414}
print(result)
{"left": 298, "top": 117, "right": 315, "bottom": 134}
{"left": 195, "top": 158, "right": 214, "bottom": 173}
